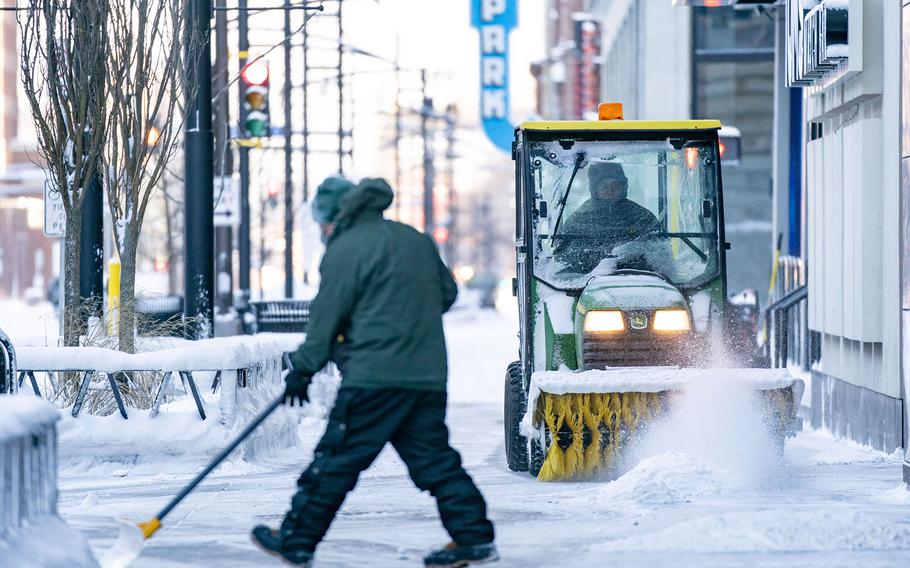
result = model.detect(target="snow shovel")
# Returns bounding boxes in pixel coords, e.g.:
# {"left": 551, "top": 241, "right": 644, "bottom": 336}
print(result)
{"left": 98, "top": 395, "right": 285, "bottom": 568}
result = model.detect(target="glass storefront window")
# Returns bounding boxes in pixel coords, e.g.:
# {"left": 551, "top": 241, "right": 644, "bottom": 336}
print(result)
{"left": 694, "top": 60, "right": 775, "bottom": 165}
{"left": 694, "top": 7, "right": 775, "bottom": 52}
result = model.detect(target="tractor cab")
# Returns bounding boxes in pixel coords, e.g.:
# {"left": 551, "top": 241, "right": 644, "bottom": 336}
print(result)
{"left": 505, "top": 105, "right": 797, "bottom": 479}
{"left": 512, "top": 107, "right": 750, "bottom": 375}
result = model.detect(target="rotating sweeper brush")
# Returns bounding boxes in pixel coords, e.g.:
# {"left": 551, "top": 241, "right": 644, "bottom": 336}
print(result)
{"left": 503, "top": 104, "right": 804, "bottom": 481}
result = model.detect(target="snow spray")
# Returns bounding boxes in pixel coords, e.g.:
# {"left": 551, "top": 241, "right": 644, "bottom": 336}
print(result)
{"left": 632, "top": 373, "right": 785, "bottom": 491}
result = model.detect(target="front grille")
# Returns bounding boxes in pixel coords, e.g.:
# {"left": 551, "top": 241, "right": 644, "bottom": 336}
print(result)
{"left": 582, "top": 331, "right": 690, "bottom": 369}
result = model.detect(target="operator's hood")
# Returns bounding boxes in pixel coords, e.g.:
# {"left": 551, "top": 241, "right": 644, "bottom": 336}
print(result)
{"left": 576, "top": 272, "right": 686, "bottom": 314}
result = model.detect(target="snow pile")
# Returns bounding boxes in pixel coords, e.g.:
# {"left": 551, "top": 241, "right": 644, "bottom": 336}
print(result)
{"left": 796, "top": 430, "right": 903, "bottom": 466}
{"left": 56, "top": 365, "right": 340, "bottom": 472}
{"left": 594, "top": 510, "right": 910, "bottom": 554}
{"left": 875, "top": 484, "right": 910, "bottom": 505}
{"left": 57, "top": 401, "right": 244, "bottom": 470}
{"left": 595, "top": 452, "right": 728, "bottom": 506}
{"left": 0, "top": 516, "right": 99, "bottom": 568}
{"left": 0, "top": 395, "right": 59, "bottom": 441}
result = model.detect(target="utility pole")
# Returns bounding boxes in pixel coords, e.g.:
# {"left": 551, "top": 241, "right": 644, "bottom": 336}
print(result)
{"left": 214, "top": 0, "right": 234, "bottom": 320}
{"left": 337, "top": 0, "right": 345, "bottom": 174}
{"left": 237, "top": 0, "right": 252, "bottom": 313}
{"left": 184, "top": 0, "right": 214, "bottom": 338}
{"left": 420, "top": 69, "right": 434, "bottom": 235}
{"left": 301, "top": 20, "right": 310, "bottom": 285}
{"left": 283, "top": 0, "right": 294, "bottom": 299}
{"left": 444, "top": 104, "right": 457, "bottom": 267}
{"left": 393, "top": 37, "right": 401, "bottom": 219}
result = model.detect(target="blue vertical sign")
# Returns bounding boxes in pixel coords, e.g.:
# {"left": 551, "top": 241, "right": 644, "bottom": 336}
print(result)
{"left": 471, "top": 0, "right": 517, "bottom": 154}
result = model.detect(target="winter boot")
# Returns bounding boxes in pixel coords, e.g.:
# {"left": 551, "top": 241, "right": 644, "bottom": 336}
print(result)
{"left": 424, "top": 542, "right": 499, "bottom": 568}
{"left": 250, "top": 525, "right": 314, "bottom": 566}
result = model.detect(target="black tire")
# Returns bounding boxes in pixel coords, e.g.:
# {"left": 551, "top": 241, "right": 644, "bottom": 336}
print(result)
{"left": 504, "top": 361, "right": 528, "bottom": 472}
{"left": 528, "top": 431, "right": 546, "bottom": 477}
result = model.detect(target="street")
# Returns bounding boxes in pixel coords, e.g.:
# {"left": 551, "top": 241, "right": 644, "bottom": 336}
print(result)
{"left": 55, "top": 310, "right": 910, "bottom": 568}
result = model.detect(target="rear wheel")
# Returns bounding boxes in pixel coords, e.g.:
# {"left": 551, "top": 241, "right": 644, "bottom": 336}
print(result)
{"left": 504, "top": 361, "right": 528, "bottom": 471}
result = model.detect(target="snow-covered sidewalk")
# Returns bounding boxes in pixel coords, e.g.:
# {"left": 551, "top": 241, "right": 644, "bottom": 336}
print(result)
{"left": 44, "top": 309, "right": 910, "bottom": 566}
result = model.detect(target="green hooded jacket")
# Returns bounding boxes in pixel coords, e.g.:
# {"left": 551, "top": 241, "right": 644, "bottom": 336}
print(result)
{"left": 289, "top": 178, "right": 458, "bottom": 390}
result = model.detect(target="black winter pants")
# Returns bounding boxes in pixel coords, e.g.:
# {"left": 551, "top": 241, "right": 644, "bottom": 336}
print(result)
{"left": 279, "top": 388, "right": 495, "bottom": 553}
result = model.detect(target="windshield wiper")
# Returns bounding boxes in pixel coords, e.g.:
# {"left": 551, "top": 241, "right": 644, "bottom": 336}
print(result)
{"left": 550, "top": 152, "right": 585, "bottom": 239}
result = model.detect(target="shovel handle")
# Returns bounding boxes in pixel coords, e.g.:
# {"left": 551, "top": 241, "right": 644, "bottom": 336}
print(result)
{"left": 154, "top": 395, "right": 284, "bottom": 522}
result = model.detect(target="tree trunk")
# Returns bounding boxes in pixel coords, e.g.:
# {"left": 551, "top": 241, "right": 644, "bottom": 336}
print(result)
{"left": 118, "top": 229, "right": 138, "bottom": 354}
{"left": 62, "top": 218, "right": 82, "bottom": 347}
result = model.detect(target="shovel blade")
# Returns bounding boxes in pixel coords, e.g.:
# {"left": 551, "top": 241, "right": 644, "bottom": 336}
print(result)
{"left": 97, "top": 518, "right": 146, "bottom": 568}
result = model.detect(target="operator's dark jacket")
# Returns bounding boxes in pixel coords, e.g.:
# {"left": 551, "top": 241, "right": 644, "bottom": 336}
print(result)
{"left": 289, "top": 178, "right": 458, "bottom": 389}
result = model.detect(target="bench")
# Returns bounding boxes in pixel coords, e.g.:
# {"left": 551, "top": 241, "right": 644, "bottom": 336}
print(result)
{"left": 250, "top": 300, "right": 313, "bottom": 333}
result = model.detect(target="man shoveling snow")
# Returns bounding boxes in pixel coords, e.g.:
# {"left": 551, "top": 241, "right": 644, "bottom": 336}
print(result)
{"left": 251, "top": 176, "right": 498, "bottom": 567}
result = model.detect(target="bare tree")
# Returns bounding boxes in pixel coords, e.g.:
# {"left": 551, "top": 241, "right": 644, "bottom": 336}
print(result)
{"left": 18, "top": 1, "right": 115, "bottom": 346}
{"left": 104, "top": 0, "right": 199, "bottom": 353}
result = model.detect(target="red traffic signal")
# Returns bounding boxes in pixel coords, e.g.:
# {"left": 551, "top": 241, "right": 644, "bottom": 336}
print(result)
{"left": 241, "top": 61, "right": 269, "bottom": 86}
{"left": 240, "top": 60, "right": 270, "bottom": 139}
{"left": 433, "top": 226, "right": 450, "bottom": 244}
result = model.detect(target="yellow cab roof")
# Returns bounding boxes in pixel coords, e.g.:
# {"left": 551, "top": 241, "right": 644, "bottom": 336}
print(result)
{"left": 518, "top": 120, "right": 722, "bottom": 132}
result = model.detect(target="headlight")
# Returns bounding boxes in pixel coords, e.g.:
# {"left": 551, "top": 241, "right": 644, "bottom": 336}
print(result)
{"left": 584, "top": 310, "right": 625, "bottom": 333}
{"left": 652, "top": 309, "right": 691, "bottom": 332}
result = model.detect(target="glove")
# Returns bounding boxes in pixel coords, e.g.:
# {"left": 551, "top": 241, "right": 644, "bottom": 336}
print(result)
{"left": 283, "top": 368, "right": 311, "bottom": 406}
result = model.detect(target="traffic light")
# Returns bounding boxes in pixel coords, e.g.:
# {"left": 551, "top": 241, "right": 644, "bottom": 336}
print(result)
{"left": 240, "top": 61, "right": 270, "bottom": 138}
{"left": 433, "top": 225, "right": 449, "bottom": 245}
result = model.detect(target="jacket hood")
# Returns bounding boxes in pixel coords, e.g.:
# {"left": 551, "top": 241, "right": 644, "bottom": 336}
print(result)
{"left": 333, "top": 178, "right": 394, "bottom": 234}
{"left": 312, "top": 175, "right": 355, "bottom": 224}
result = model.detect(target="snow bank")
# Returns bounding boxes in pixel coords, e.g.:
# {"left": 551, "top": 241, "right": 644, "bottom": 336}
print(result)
{"left": 875, "top": 484, "right": 910, "bottom": 505}
{"left": 56, "top": 365, "right": 340, "bottom": 472}
{"left": 0, "top": 395, "right": 59, "bottom": 441}
{"left": 593, "top": 510, "right": 910, "bottom": 554}
{"left": 0, "top": 516, "right": 98, "bottom": 568}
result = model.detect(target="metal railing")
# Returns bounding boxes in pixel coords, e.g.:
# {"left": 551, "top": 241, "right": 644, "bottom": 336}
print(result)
{"left": 0, "top": 327, "right": 15, "bottom": 395}
{"left": 770, "top": 255, "right": 805, "bottom": 303}
{"left": 764, "top": 284, "right": 821, "bottom": 372}
{"left": 0, "top": 400, "right": 58, "bottom": 541}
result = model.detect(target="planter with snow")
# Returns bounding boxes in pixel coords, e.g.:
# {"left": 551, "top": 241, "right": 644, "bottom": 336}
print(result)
{"left": 0, "top": 396, "right": 98, "bottom": 567}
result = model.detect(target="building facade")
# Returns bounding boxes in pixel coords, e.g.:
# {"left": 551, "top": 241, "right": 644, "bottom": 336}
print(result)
{"left": 777, "top": 0, "right": 903, "bottom": 461}
{"left": 0, "top": 13, "right": 51, "bottom": 301}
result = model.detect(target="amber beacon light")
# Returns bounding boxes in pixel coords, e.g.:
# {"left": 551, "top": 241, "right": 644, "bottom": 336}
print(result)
{"left": 598, "top": 102, "right": 623, "bottom": 121}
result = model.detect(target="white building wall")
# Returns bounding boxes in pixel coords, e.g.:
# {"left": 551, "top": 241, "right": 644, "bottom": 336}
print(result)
{"left": 596, "top": 0, "right": 691, "bottom": 120}
{"left": 805, "top": 0, "right": 901, "bottom": 400}
{"left": 638, "top": 1, "right": 690, "bottom": 120}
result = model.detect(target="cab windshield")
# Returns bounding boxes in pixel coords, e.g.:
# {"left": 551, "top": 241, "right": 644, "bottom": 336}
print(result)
{"left": 528, "top": 137, "right": 721, "bottom": 289}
